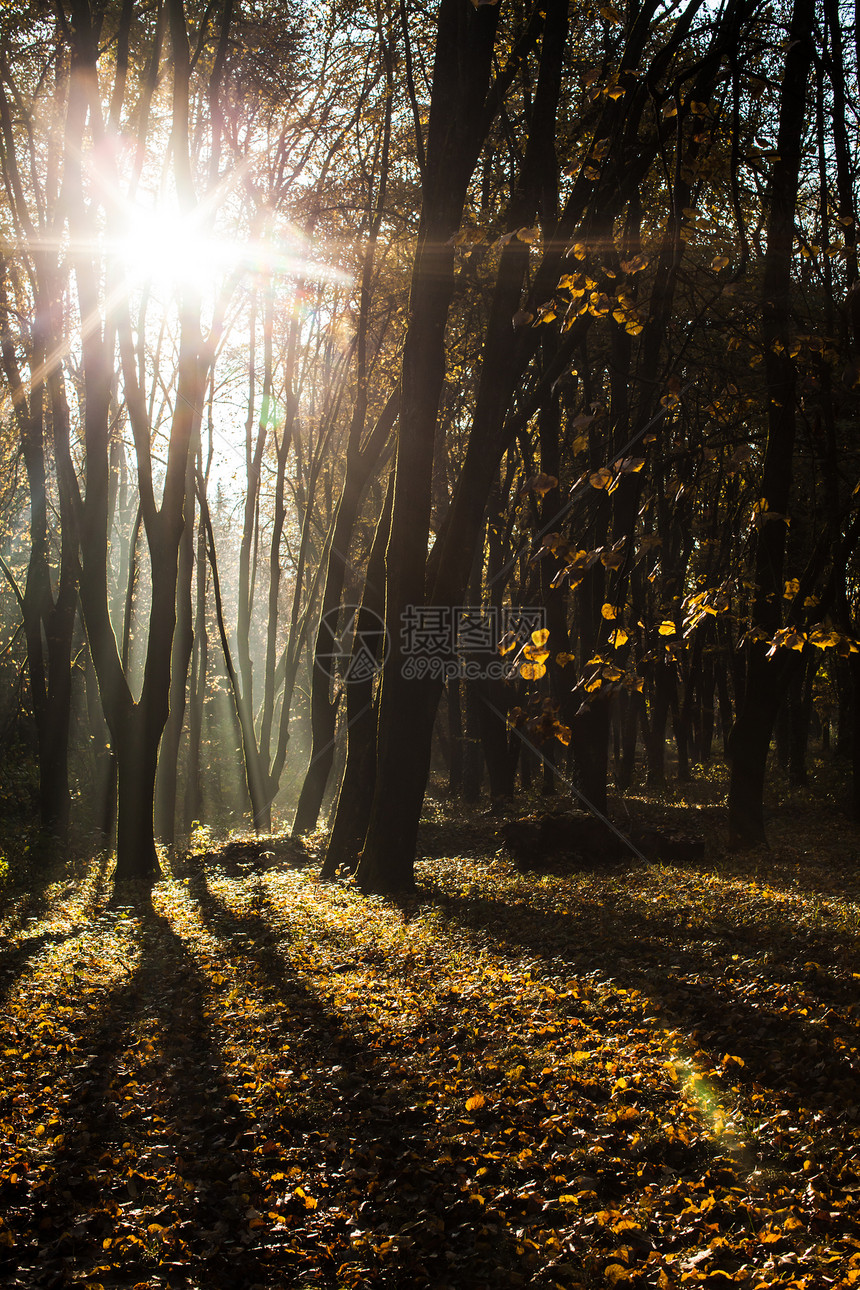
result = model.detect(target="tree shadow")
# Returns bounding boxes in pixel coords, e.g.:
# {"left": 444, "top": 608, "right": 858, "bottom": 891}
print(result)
{"left": 0, "top": 928, "right": 85, "bottom": 1005}
{"left": 413, "top": 876, "right": 859, "bottom": 1154}
{"left": 180, "top": 852, "right": 541, "bottom": 1287}
{"left": 2, "top": 894, "right": 271, "bottom": 1290}
{"left": 0, "top": 840, "right": 108, "bottom": 935}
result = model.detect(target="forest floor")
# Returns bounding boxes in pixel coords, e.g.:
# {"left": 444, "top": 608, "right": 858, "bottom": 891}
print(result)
{"left": 0, "top": 764, "right": 858, "bottom": 1290}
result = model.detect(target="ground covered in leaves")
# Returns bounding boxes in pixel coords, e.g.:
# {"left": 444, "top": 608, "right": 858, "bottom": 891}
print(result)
{"left": 0, "top": 790, "right": 859, "bottom": 1289}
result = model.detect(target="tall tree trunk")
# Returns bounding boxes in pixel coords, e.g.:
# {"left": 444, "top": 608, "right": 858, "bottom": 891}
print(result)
{"left": 322, "top": 478, "right": 393, "bottom": 878}
{"left": 354, "top": 0, "right": 500, "bottom": 893}
{"left": 728, "top": 0, "right": 814, "bottom": 845}
{"left": 184, "top": 494, "right": 209, "bottom": 836}
{"left": 446, "top": 678, "right": 464, "bottom": 797}
{"left": 292, "top": 396, "right": 396, "bottom": 835}
{"left": 155, "top": 445, "right": 197, "bottom": 843}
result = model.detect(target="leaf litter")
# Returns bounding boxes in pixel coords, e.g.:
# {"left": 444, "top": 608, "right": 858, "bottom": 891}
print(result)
{"left": 0, "top": 814, "right": 858, "bottom": 1289}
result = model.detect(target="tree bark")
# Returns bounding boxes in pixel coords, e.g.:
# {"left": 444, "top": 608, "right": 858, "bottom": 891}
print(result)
{"left": 727, "top": 0, "right": 814, "bottom": 845}
{"left": 354, "top": 0, "right": 500, "bottom": 893}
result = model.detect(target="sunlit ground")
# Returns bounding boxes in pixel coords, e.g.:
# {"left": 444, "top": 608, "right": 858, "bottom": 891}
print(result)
{"left": 0, "top": 810, "right": 858, "bottom": 1289}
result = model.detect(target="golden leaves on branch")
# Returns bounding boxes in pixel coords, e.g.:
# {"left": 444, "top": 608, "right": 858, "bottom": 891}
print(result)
{"left": 519, "top": 628, "right": 551, "bottom": 680}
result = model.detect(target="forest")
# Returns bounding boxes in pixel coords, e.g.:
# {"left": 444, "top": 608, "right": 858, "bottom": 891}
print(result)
{"left": 0, "top": 0, "right": 859, "bottom": 1286}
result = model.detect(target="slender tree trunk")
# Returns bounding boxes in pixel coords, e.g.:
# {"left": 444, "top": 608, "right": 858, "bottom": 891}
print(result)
{"left": 789, "top": 651, "right": 817, "bottom": 787}
{"left": 322, "top": 478, "right": 393, "bottom": 877}
{"left": 463, "top": 679, "right": 484, "bottom": 803}
{"left": 292, "top": 396, "right": 396, "bottom": 834}
{"left": 728, "top": 0, "right": 814, "bottom": 845}
{"left": 446, "top": 678, "right": 464, "bottom": 796}
{"left": 476, "top": 676, "right": 515, "bottom": 801}
{"left": 155, "top": 449, "right": 197, "bottom": 843}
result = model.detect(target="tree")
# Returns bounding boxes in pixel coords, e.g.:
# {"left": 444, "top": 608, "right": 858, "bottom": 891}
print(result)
{"left": 727, "top": 0, "right": 816, "bottom": 845}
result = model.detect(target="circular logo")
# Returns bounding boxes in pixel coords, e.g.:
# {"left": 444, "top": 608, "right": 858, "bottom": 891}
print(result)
{"left": 314, "top": 604, "right": 389, "bottom": 685}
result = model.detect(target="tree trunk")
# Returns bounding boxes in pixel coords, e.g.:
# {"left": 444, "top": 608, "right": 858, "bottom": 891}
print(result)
{"left": 789, "top": 651, "right": 817, "bottom": 787}
{"left": 476, "top": 676, "right": 515, "bottom": 801}
{"left": 155, "top": 452, "right": 197, "bottom": 843}
{"left": 645, "top": 660, "right": 673, "bottom": 790}
{"left": 184, "top": 496, "right": 209, "bottom": 835}
{"left": 322, "top": 478, "right": 393, "bottom": 878}
{"left": 446, "top": 678, "right": 464, "bottom": 796}
{"left": 113, "top": 711, "right": 161, "bottom": 883}
{"left": 727, "top": 0, "right": 814, "bottom": 844}
{"left": 462, "top": 678, "right": 484, "bottom": 804}
{"left": 355, "top": 0, "right": 500, "bottom": 893}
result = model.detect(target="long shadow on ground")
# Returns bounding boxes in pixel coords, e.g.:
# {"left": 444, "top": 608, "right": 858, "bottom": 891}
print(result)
{"left": 416, "top": 877, "right": 860, "bottom": 1158}
{"left": 1, "top": 897, "right": 267, "bottom": 1290}
{"left": 171, "top": 855, "right": 542, "bottom": 1288}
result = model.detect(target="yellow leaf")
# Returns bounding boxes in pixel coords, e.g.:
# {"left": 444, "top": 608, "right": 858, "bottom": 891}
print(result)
{"left": 530, "top": 472, "right": 559, "bottom": 496}
{"left": 520, "top": 661, "right": 547, "bottom": 681}
{"left": 590, "top": 467, "right": 613, "bottom": 489}
{"left": 531, "top": 627, "right": 550, "bottom": 647}
{"left": 711, "top": 254, "right": 730, "bottom": 270}
{"left": 658, "top": 621, "right": 676, "bottom": 635}
{"left": 621, "top": 253, "right": 648, "bottom": 274}
{"left": 784, "top": 578, "right": 800, "bottom": 597}
{"left": 605, "top": 1264, "right": 629, "bottom": 1285}
{"left": 601, "top": 603, "right": 617, "bottom": 619}
{"left": 609, "top": 628, "right": 628, "bottom": 648}
{"left": 466, "top": 1092, "right": 486, "bottom": 1112}
{"left": 601, "top": 547, "right": 625, "bottom": 569}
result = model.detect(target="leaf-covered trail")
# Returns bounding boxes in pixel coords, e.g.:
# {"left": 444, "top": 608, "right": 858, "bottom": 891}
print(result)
{"left": 0, "top": 827, "right": 858, "bottom": 1289}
